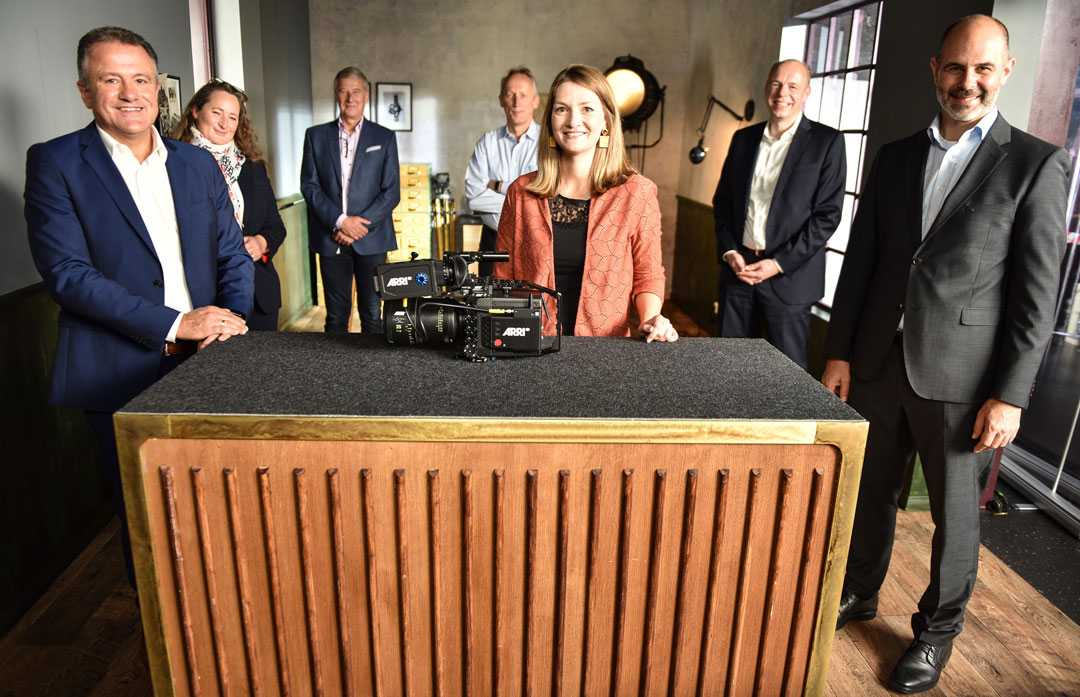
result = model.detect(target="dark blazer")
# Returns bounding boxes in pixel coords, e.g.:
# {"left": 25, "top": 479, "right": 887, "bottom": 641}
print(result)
{"left": 825, "top": 115, "right": 1070, "bottom": 408}
{"left": 713, "top": 117, "right": 845, "bottom": 305}
{"left": 24, "top": 123, "right": 253, "bottom": 412}
{"left": 301, "top": 119, "right": 400, "bottom": 257}
{"left": 238, "top": 159, "right": 286, "bottom": 315}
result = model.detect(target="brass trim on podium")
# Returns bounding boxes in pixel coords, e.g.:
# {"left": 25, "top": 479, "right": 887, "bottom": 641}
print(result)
{"left": 116, "top": 412, "right": 866, "bottom": 697}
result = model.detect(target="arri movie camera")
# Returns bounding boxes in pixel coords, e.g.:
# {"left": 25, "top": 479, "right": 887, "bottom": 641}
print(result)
{"left": 372, "top": 251, "right": 561, "bottom": 362}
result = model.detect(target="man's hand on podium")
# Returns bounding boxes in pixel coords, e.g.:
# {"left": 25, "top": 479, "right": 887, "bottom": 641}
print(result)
{"left": 822, "top": 359, "right": 851, "bottom": 401}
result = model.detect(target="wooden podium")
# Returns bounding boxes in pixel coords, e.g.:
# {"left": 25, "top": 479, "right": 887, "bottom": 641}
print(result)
{"left": 115, "top": 334, "right": 866, "bottom": 697}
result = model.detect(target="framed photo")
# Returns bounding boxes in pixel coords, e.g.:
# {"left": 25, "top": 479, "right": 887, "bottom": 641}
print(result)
{"left": 157, "top": 74, "right": 182, "bottom": 137}
{"left": 375, "top": 82, "right": 412, "bottom": 131}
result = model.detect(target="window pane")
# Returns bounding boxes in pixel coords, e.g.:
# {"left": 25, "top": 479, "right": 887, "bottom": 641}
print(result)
{"left": 818, "top": 75, "right": 844, "bottom": 129}
{"left": 807, "top": 19, "right": 829, "bottom": 74}
{"left": 855, "top": 134, "right": 868, "bottom": 192}
{"left": 830, "top": 194, "right": 856, "bottom": 252}
{"left": 779, "top": 24, "right": 807, "bottom": 61}
{"left": 805, "top": 76, "right": 824, "bottom": 122}
{"left": 823, "top": 250, "right": 845, "bottom": 308}
{"left": 849, "top": 3, "right": 881, "bottom": 68}
{"left": 840, "top": 69, "right": 872, "bottom": 131}
{"left": 826, "top": 12, "right": 853, "bottom": 73}
{"left": 844, "top": 132, "right": 864, "bottom": 193}
{"left": 862, "top": 70, "right": 876, "bottom": 130}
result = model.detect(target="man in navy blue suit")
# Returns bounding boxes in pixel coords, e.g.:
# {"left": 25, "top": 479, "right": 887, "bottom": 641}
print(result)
{"left": 301, "top": 66, "right": 400, "bottom": 334}
{"left": 713, "top": 60, "right": 845, "bottom": 369}
{"left": 24, "top": 26, "right": 253, "bottom": 578}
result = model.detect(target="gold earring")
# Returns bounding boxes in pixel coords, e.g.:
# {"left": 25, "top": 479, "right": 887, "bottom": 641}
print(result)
{"left": 598, "top": 129, "right": 610, "bottom": 149}
{"left": 547, "top": 136, "right": 556, "bottom": 148}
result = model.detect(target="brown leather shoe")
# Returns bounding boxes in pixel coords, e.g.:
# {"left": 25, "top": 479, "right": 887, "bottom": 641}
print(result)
{"left": 887, "top": 639, "right": 952, "bottom": 693}
{"left": 836, "top": 590, "right": 877, "bottom": 629}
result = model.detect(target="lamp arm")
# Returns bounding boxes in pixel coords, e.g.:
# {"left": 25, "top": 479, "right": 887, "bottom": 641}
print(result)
{"left": 697, "top": 95, "right": 750, "bottom": 138}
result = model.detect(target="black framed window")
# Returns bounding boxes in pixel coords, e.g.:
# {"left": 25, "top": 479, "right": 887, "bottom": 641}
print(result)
{"left": 779, "top": 1, "right": 884, "bottom": 309}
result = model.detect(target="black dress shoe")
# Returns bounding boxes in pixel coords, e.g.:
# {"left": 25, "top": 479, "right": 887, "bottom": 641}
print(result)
{"left": 887, "top": 639, "right": 952, "bottom": 694}
{"left": 836, "top": 590, "right": 877, "bottom": 629}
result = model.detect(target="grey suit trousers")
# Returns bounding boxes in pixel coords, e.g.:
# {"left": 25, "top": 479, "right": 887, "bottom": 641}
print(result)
{"left": 846, "top": 336, "right": 992, "bottom": 645}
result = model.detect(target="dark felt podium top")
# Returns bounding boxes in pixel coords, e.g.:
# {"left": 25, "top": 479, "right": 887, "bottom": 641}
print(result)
{"left": 119, "top": 333, "right": 861, "bottom": 422}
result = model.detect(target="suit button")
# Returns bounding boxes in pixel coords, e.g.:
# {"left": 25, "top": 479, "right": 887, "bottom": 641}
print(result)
{"left": 912, "top": 257, "right": 921, "bottom": 266}
{"left": 152, "top": 279, "right": 163, "bottom": 288}
{"left": 898, "top": 303, "right": 903, "bottom": 311}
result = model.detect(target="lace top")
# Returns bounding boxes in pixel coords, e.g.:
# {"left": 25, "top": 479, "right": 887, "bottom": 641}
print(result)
{"left": 549, "top": 195, "right": 589, "bottom": 334}
{"left": 550, "top": 194, "right": 590, "bottom": 224}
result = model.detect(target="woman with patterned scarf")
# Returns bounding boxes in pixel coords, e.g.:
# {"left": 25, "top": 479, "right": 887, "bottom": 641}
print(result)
{"left": 174, "top": 80, "right": 286, "bottom": 330}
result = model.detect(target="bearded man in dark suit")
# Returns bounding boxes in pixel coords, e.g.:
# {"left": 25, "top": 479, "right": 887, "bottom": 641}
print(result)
{"left": 823, "top": 15, "right": 1070, "bottom": 693}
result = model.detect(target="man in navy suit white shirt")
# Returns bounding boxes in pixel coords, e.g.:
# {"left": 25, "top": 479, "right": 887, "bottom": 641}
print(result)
{"left": 24, "top": 27, "right": 253, "bottom": 578}
{"left": 301, "top": 66, "right": 400, "bottom": 333}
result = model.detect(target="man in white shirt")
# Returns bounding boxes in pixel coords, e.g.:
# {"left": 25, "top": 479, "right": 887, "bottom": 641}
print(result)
{"left": 25, "top": 26, "right": 253, "bottom": 581}
{"left": 301, "top": 67, "right": 400, "bottom": 333}
{"left": 464, "top": 66, "right": 540, "bottom": 276}
{"left": 712, "top": 60, "right": 845, "bottom": 369}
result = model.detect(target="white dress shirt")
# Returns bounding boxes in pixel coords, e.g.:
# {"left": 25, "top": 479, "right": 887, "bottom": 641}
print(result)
{"left": 97, "top": 126, "right": 192, "bottom": 342}
{"left": 922, "top": 108, "right": 997, "bottom": 237}
{"left": 464, "top": 122, "right": 540, "bottom": 229}
{"left": 743, "top": 114, "right": 802, "bottom": 257}
{"left": 334, "top": 117, "right": 364, "bottom": 232}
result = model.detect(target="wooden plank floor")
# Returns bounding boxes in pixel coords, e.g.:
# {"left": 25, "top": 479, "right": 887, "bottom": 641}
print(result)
{"left": 2, "top": 511, "right": 1077, "bottom": 697}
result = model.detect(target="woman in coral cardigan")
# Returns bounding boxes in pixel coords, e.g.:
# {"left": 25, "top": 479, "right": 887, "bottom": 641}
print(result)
{"left": 494, "top": 64, "right": 678, "bottom": 342}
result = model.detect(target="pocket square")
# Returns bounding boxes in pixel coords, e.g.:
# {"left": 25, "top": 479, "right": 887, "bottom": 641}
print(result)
{"left": 365, "top": 145, "right": 382, "bottom": 153}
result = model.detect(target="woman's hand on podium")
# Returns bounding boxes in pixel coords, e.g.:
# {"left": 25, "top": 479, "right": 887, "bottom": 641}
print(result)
{"left": 821, "top": 359, "right": 851, "bottom": 401}
{"left": 639, "top": 314, "right": 679, "bottom": 343}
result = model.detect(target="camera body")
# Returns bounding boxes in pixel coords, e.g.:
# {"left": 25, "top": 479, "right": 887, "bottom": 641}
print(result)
{"left": 374, "top": 252, "right": 560, "bottom": 361}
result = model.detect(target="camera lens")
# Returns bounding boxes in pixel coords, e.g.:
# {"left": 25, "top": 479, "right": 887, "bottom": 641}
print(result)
{"left": 385, "top": 300, "right": 460, "bottom": 345}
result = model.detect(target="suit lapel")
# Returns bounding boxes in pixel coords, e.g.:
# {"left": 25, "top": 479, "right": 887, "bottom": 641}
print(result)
{"left": 765, "top": 117, "right": 812, "bottom": 236}
{"left": 352, "top": 121, "right": 380, "bottom": 185}
{"left": 922, "top": 116, "right": 1010, "bottom": 245}
{"left": 79, "top": 125, "right": 158, "bottom": 259}
{"left": 164, "top": 141, "right": 202, "bottom": 276}
{"left": 906, "top": 133, "right": 931, "bottom": 249}
{"left": 738, "top": 123, "right": 766, "bottom": 218}
{"left": 327, "top": 121, "right": 343, "bottom": 186}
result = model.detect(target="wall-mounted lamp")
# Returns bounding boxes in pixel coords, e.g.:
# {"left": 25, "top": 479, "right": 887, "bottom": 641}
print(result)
{"left": 688, "top": 96, "right": 755, "bottom": 164}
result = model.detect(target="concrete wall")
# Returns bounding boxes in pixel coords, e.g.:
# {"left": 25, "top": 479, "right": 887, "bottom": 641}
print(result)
{"left": 0, "top": 0, "right": 195, "bottom": 296}
{"left": 992, "top": 0, "right": 1049, "bottom": 133}
{"left": 677, "top": 0, "right": 792, "bottom": 205}
{"left": 1025, "top": 0, "right": 1080, "bottom": 147}
{"left": 258, "top": 0, "right": 314, "bottom": 195}
{"left": 308, "top": 0, "right": 692, "bottom": 293}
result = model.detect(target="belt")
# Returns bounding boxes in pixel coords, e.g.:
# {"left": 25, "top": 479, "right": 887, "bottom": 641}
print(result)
{"left": 163, "top": 340, "right": 196, "bottom": 357}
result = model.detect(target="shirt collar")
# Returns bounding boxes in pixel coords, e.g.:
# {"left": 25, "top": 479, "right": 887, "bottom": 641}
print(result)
{"left": 763, "top": 113, "right": 802, "bottom": 144}
{"left": 501, "top": 121, "right": 539, "bottom": 142}
{"left": 338, "top": 117, "right": 364, "bottom": 136}
{"left": 97, "top": 125, "right": 168, "bottom": 162}
{"left": 927, "top": 108, "right": 998, "bottom": 149}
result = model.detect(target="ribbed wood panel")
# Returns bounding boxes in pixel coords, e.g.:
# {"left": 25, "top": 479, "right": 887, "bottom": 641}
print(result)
{"left": 140, "top": 440, "right": 839, "bottom": 697}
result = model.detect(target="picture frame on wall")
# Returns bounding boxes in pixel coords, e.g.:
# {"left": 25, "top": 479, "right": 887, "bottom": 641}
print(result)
{"left": 375, "top": 82, "right": 412, "bottom": 131}
{"left": 156, "top": 74, "right": 182, "bottom": 137}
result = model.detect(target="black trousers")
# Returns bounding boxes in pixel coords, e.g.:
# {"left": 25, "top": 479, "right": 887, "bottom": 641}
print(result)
{"left": 320, "top": 249, "right": 386, "bottom": 334}
{"left": 85, "top": 353, "right": 186, "bottom": 589}
{"left": 845, "top": 337, "right": 991, "bottom": 645}
{"left": 717, "top": 273, "right": 812, "bottom": 369}
{"left": 247, "top": 307, "right": 279, "bottom": 331}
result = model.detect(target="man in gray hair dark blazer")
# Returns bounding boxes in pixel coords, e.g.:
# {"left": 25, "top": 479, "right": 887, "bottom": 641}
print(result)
{"left": 822, "top": 14, "right": 1070, "bottom": 694}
